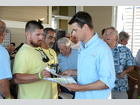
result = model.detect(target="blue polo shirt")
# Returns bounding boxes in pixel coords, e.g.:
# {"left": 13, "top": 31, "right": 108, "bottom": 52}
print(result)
{"left": 0, "top": 44, "right": 12, "bottom": 80}
{"left": 57, "top": 49, "right": 78, "bottom": 80}
{"left": 75, "top": 32, "right": 115, "bottom": 99}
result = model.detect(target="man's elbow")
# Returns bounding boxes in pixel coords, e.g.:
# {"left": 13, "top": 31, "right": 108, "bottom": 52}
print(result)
{"left": 13, "top": 78, "right": 20, "bottom": 84}
{"left": 13, "top": 74, "right": 21, "bottom": 84}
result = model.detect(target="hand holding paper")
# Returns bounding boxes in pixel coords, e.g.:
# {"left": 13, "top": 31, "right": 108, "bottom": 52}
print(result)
{"left": 44, "top": 66, "right": 77, "bottom": 84}
{"left": 41, "top": 69, "right": 51, "bottom": 78}
{"left": 45, "top": 66, "right": 59, "bottom": 77}
{"left": 60, "top": 69, "right": 77, "bottom": 76}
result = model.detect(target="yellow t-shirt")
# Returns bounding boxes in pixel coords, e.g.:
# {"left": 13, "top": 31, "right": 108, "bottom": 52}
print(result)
{"left": 13, "top": 44, "right": 58, "bottom": 99}
{"left": 42, "top": 48, "right": 58, "bottom": 67}
{"left": 42, "top": 48, "right": 58, "bottom": 99}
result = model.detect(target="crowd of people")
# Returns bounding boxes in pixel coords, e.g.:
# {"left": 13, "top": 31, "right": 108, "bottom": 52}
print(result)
{"left": 0, "top": 11, "right": 140, "bottom": 99}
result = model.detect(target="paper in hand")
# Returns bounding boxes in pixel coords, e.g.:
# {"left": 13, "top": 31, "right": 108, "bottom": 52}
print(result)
{"left": 45, "top": 66, "right": 59, "bottom": 76}
{"left": 44, "top": 66, "right": 77, "bottom": 84}
{"left": 43, "top": 76, "right": 77, "bottom": 84}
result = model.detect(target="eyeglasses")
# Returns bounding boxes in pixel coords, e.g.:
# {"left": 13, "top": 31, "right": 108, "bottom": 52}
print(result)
{"left": 104, "top": 33, "right": 115, "bottom": 36}
{"left": 35, "top": 48, "right": 49, "bottom": 63}
{"left": 74, "top": 16, "right": 85, "bottom": 24}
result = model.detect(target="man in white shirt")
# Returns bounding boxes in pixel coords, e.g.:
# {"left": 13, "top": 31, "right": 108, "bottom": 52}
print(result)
{"left": 70, "top": 35, "right": 80, "bottom": 49}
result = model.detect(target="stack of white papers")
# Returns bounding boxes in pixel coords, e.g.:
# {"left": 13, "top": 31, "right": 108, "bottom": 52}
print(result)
{"left": 45, "top": 66, "right": 59, "bottom": 76}
{"left": 43, "top": 76, "right": 76, "bottom": 84}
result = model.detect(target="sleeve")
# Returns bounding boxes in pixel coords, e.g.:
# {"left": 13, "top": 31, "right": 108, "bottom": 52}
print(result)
{"left": 12, "top": 50, "right": 30, "bottom": 74}
{"left": 0, "top": 48, "right": 12, "bottom": 80}
{"left": 126, "top": 47, "right": 136, "bottom": 66}
{"left": 135, "top": 49, "right": 140, "bottom": 67}
{"left": 98, "top": 48, "right": 116, "bottom": 89}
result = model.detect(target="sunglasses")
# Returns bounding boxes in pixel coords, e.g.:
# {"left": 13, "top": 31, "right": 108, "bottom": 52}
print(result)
{"left": 35, "top": 48, "right": 49, "bottom": 63}
{"left": 74, "top": 16, "right": 85, "bottom": 24}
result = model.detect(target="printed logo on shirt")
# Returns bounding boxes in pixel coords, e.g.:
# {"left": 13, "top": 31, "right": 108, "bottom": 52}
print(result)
{"left": 91, "top": 54, "right": 96, "bottom": 57}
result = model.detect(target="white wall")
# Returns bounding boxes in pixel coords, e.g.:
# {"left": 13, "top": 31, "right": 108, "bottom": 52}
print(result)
{"left": 0, "top": 6, "right": 52, "bottom": 47}
{"left": 84, "top": 6, "right": 114, "bottom": 38}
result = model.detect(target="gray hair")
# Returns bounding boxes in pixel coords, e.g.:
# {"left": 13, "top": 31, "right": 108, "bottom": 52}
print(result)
{"left": 57, "top": 37, "right": 71, "bottom": 48}
{"left": 43, "top": 28, "right": 55, "bottom": 37}
{"left": 119, "top": 31, "right": 130, "bottom": 41}
{"left": 0, "top": 20, "right": 6, "bottom": 35}
{"left": 105, "top": 26, "right": 119, "bottom": 41}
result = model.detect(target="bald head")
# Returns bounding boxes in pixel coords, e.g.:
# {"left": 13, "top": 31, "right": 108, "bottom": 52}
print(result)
{"left": 0, "top": 20, "right": 6, "bottom": 35}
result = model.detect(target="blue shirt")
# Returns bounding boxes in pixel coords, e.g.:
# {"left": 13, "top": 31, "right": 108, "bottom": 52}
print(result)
{"left": 57, "top": 49, "right": 78, "bottom": 80}
{"left": 0, "top": 44, "right": 12, "bottom": 80}
{"left": 111, "top": 43, "right": 136, "bottom": 92}
{"left": 75, "top": 33, "right": 115, "bottom": 99}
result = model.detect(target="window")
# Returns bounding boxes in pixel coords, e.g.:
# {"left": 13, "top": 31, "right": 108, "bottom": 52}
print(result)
{"left": 116, "top": 6, "right": 140, "bottom": 57}
{"left": 51, "top": 6, "right": 76, "bottom": 32}
{"left": 52, "top": 6, "right": 76, "bottom": 17}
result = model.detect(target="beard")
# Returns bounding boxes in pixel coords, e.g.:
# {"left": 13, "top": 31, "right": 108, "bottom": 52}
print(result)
{"left": 48, "top": 42, "right": 54, "bottom": 48}
{"left": 30, "top": 40, "right": 42, "bottom": 47}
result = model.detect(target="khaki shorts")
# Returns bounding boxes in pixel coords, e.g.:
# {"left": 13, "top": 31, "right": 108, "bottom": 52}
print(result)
{"left": 112, "top": 91, "right": 128, "bottom": 99}
{"left": 0, "top": 95, "right": 3, "bottom": 99}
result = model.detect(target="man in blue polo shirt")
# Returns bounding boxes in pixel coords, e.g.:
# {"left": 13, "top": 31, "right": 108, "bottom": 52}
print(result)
{"left": 0, "top": 20, "right": 13, "bottom": 99}
{"left": 57, "top": 37, "right": 78, "bottom": 99}
{"left": 60, "top": 11, "right": 115, "bottom": 99}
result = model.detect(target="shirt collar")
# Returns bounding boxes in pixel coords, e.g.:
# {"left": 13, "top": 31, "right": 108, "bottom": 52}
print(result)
{"left": 112, "top": 42, "right": 123, "bottom": 52}
{"left": 80, "top": 32, "right": 98, "bottom": 49}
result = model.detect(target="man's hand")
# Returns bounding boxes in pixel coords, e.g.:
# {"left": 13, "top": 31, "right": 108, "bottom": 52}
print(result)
{"left": 41, "top": 69, "right": 51, "bottom": 78}
{"left": 60, "top": 83, "right": 80, "bottom": 92}
{"left": 117, "top": 71, "right": 126, "bottom": 79}
{"left": 60, "top": 70, "right": 77, "bottom": 76}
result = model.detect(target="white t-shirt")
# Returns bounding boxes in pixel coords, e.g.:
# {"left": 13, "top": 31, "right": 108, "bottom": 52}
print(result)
{"left": 70, "top": 41, "right": 80, "bottom": 50}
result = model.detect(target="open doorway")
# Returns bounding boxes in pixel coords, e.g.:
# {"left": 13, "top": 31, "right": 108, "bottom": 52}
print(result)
{"left": 51, "top": 6, "right": 76, "bottom": 33}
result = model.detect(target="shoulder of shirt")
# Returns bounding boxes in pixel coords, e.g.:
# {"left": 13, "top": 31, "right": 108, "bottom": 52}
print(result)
{"left": 16, "top": 44, "right": 34, "bottom": 55}
{"left": 0, "top": 45, "right": 6, "bottom": 50}
{"left": 57, "top": 53, "right": 62, "bottom": 58}
{"left": 117, "top": 44, "right": 129, "bottom": 48}
{"left": 71, "top": 48, "right": 79, "bottom": 52}
{"left": 21, "top": 44, "right": 32, "bottom": 50}
{"left": 49, "top": 48, "right": 57, "bottom": 54}
{"left": 117, "top": 44, "right": 131, "bottom": 52}
{"left": 0, "top": 45, "right": 8, "bottom": 54}
{"left": 49, "top": 48, "right": 55, "bottom": 52}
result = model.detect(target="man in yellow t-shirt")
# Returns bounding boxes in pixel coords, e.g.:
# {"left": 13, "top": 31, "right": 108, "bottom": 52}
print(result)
{"left": 42, "top": 28, "right": 58, "bottom": 65}
{"left": 41, "top": 28, "right": 58, "bottom": 99}
{"left": 13, "top": 20, "right": 56, "bottom": 99}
